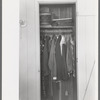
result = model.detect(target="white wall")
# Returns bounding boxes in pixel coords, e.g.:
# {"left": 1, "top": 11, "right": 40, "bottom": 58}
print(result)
{"left": 2, "top": 0, "right": 19, "bottom": 100}
{"left": 77, "top": 16, "right": 98, "bottom": 100}
{"left": 77, "top": 0, "right": 98, "bottom": 99}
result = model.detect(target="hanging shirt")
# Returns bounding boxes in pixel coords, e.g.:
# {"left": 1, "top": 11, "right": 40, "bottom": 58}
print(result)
{"left": 60, "top": 35, "right": 66, "bottom": 55}
{"left": 48, "top": 36, "right": 57, "bottom": 78}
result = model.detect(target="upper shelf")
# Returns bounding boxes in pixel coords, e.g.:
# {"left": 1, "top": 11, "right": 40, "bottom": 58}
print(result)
{"left": 52, "top": 18, "right": 72, "bottom": 21}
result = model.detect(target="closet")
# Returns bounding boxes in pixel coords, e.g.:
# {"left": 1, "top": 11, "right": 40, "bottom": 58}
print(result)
{"left": 40, "top": 4, "right": 77, "bottom": 100}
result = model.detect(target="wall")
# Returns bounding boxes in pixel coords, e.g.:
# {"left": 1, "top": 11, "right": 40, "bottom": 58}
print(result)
{"left": 77, "top": 0, "right": 98, "bottom": 99}
{"left": 2, "top": 0, "right": 19, "bottom": 100}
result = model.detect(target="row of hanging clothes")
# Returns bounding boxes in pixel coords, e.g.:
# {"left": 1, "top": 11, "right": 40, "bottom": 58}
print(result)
{"left": 40, "top": 33, "right": 76, "bottom": 100}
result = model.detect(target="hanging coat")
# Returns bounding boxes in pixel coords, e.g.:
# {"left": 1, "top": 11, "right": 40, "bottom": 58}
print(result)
{"left": 66, "top": 37, "right": 73, "bottom": 72}
{"left": 62, "top": 43, "right": 68, "bottom": 81}
{"left": 48, "top": 36, "right": 57, "bottom": 78}
{"left": 55, "top": 35, "right": 62, "bottom": 80}
{"left": 55, "top": 35, "right": 68, "bottom": 81}
{"left": 41, "top": 36, "right": 50, "bottom": 76}
{"left": 41, "top": 36, "right": 53, "bottom": 99}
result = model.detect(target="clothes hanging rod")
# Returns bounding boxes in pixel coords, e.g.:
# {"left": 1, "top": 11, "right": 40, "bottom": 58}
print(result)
{"left": 40, "top": 29, "right": 72, "bottom": 34}
{"left": 40, "top": 26, "right": 73, "bottom": 29}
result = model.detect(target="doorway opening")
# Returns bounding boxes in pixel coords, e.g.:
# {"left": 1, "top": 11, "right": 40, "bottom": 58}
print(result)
{"left": 40, "top": 4, "right": 77, "bottom": 100}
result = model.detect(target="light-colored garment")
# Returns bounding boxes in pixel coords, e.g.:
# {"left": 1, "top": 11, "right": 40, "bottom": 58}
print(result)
{"left": 48, "top": 36, "right": 57, "bottom": 77}
{"left": 60, "top": 35, "right": 66, "bottom": 55}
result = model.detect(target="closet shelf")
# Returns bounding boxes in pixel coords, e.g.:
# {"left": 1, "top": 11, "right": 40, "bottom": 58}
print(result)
{"left": 40, "top": 26, "right": 73, "bottom": 29}
{"left": 52, "top": 18, "right": 72, "bottom": 21}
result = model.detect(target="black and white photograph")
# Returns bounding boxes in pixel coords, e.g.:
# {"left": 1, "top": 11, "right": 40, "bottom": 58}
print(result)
{"left": 2, "top": 0, "right": 98, "bottom": 100}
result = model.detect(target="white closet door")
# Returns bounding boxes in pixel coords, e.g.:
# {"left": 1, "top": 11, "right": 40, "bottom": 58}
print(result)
{"left": 19, "top": 0, "right": 28, "bottom": 100}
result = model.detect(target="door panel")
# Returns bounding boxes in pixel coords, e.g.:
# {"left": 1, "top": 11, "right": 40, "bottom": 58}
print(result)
{"left": 19, "top": 0, "right": 28, "bottom": 100}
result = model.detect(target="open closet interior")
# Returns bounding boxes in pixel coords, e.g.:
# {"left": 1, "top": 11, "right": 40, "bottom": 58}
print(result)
{"left": 40, "top": 4, "right": 77, "bottom": 100}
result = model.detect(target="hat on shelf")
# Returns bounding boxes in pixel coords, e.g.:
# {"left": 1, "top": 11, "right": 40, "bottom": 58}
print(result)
{"left": 40, "top": 7, "right": 52, "bottom": 26}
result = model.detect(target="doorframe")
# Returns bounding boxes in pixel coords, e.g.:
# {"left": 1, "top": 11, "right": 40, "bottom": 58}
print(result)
{"left": 34, "top": 1, "right": 78, "bottom": 100}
